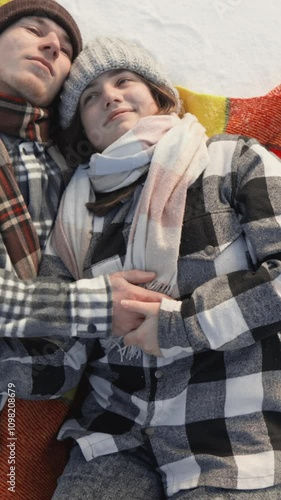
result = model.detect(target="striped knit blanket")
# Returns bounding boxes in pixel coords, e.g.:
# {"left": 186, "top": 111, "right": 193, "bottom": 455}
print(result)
{"left": 177, "top": 83, "right": 281, "bottom": 158}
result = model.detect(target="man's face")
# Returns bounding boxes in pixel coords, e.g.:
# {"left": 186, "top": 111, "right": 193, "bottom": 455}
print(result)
{"left": 0, "top": 16, "right": 73, "bottom": 107}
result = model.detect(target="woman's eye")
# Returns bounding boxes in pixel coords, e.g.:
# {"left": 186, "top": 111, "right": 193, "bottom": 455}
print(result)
{"left": 118, "top": 78, "right": 132, "bottom": 86}
{"left": 84, "top": 93, "right": 98, "bottom": 104}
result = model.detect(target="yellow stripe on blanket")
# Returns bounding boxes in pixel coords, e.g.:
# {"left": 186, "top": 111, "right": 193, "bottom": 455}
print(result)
{"left": 176, "top": 86, "right": 227, "bottom": 136}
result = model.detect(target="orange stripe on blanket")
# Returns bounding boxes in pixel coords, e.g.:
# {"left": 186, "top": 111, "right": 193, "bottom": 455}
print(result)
{"left": 226, "top": 85, "right": 281, "bottom": 147}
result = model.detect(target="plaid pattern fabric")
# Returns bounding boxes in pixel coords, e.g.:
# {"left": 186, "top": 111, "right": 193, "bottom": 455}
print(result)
{"left": 0, "top": 93, "right": 50, "bottom": 142}
{"left": 0, "top": 139, "right": 41, "bottom": 278}
{"left": 42, "top": 134, "right": 281, "bottom": 496}
{"left": 0, "top": 95, "right": 52, "bottom": 279}
{"left": 0, "top": 133, "right": 111, "bottom": 398}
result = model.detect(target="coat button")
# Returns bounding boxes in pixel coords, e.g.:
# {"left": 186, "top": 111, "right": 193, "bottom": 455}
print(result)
{"left": 144, "top": 427, "right": 154, "bottom": 436}
{"left": 205, "top": 245, "right": 215, "bottom": 256}
{"left": 155, "top": 370, "right": 164, "bottom": 379}
{"left": 87, "top": 324, "right": 97, "bottom": 334}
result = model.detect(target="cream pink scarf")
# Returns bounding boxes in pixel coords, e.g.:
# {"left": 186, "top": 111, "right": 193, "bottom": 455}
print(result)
{"left": 49, "top": 113, "right": 208, "bottom": 298}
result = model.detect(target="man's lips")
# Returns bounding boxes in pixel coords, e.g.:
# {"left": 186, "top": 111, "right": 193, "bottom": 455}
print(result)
{"left": 27, "top": 57, "right": 54, "bottom": 76}
{"left": 105, "top": 109, "right": 132, "bottom": 126}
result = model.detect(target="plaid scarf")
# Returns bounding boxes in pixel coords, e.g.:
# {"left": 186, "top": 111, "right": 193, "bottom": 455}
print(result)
{"left": 0, "top": 94, "right": 51, "bottom": 279}
{"left": 50, "top": 113, "right": 208, "bottom": 297}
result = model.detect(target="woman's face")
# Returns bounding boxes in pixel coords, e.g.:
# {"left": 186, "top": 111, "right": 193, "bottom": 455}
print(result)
{"left": 79, "top": 69, "right": 159, "bottom": 152}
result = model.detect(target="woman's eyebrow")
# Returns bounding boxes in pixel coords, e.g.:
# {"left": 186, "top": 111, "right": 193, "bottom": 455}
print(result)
{"left": 84, "top": 81, "right": 99, "bottom": 91}
{"left": 85, "top": 70, "right": 132, "bottom": 91}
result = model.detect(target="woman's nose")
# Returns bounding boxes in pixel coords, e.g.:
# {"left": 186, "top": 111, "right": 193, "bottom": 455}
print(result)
{"left": 103, "top": 85, "right": 123, "bottom": 107}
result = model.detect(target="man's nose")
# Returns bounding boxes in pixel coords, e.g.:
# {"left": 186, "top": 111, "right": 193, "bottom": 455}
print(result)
{"left": 38, "top": 32, "right": 61, "bottom": 59}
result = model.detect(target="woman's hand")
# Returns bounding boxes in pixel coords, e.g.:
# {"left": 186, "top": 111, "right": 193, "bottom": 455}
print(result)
{"left": 110, "top": 270, "right": 168, "bottom": 336}
{"left": 121, "top": 300, "right": 163, "bottom": 357}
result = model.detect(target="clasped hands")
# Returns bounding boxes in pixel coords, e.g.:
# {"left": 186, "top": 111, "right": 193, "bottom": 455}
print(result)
{"left": 110, "top": 270, "right": 167, "bottom": 357}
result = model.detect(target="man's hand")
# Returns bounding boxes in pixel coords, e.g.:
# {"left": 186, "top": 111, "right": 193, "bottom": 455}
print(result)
{"left": 110, "top": 270, "right": 167, "bottom": 336}
{"left": 121, "top": 300, "right": 162, "bottom": 357}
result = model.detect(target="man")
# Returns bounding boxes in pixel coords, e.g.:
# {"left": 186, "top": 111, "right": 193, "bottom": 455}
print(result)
{"left": 0, "top": 1, "right": 165, "bottom": 496}
{"left": 0, "top": 2, "right": 82, "bottom": 496}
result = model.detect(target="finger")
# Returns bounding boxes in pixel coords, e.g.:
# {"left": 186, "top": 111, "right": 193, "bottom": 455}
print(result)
{"left": 118, "top": 270, "right": 156, "bottom": 284}
{"left": 133, "top": 287, "right": 167, "bottom": 302}
{"left": 121, "top": 299, "right": 150, "bottom": 315}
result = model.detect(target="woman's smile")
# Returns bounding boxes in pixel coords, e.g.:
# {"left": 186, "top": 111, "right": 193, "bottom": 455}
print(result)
{"left": 80, "top": 69, "right": 159, "bottom": 152}
{"left": 105, "top": 108, "right": 133, "bottom": 126}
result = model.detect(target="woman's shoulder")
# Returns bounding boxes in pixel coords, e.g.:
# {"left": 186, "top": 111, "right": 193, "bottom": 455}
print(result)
{"left": 206, "top": 133, "right": 268, "bottom": 167}
{"left": 207, "top": 132, "right": 260, "bottom": 148}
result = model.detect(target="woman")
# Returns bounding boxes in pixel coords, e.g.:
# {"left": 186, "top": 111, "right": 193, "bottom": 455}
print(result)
{"left": 41, "top": 37, "right": 281, "bottom": 499}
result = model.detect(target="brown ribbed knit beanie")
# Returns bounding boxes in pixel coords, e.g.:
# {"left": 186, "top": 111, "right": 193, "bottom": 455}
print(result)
{"left": 0, "top": 0, "right": 82, "bottom": 59}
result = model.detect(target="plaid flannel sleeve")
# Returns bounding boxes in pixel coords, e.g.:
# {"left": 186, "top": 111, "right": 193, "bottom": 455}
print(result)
{"left": 158, "top": 136, "right": 281, "bottom": 356}
{"left": 0, "top": 252, "right": 112, "bottom": 397}
{"left": 0, "top": 269, "right": 112, "bottom": 339}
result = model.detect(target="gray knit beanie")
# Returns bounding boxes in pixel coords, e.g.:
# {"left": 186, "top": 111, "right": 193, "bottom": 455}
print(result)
{"left": 59, "top": 36, "right": 179, "bottom": 129}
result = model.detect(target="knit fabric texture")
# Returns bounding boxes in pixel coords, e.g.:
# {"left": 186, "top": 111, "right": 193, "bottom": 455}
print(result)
{"left": 0, "top": 398, "right": 71, "bottom": 500}
{"left": 176, "top": 83, "right": 281, "bottom": 158}
{"left": 0, "top": 0, "right": 82, "bottom": 59}
{"left": 59, "top": 36, "right": 180, "bottom": 128}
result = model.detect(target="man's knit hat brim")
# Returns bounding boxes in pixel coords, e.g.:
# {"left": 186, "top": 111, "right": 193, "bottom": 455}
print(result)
{"left": 0, "top": 0, "right": 82, "bottom": 59}
{"left": 59, "top": 36, "right": 180, "bottom": 129}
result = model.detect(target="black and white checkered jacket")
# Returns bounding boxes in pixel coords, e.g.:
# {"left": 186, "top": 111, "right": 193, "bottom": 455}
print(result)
{"left": 13, "top": 134, "right": 281, "bottom": 495}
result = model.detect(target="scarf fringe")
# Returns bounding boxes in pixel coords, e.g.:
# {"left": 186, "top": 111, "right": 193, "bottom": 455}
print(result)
{"left": 145, "top": 278, "right": 175, "bottom": 296}
{"left": 100, "top": 337, "right": 142, "bottom": 361}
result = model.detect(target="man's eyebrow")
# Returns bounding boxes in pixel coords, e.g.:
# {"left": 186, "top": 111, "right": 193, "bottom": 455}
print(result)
{"left": 30, "top": 16, "right": 72, "bottom": 47}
